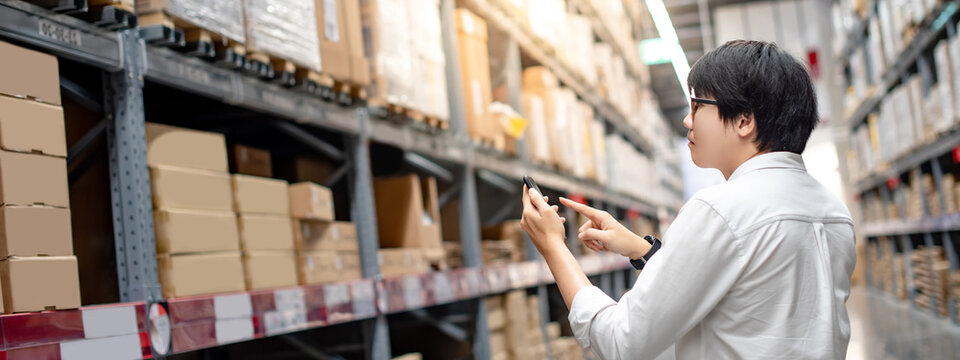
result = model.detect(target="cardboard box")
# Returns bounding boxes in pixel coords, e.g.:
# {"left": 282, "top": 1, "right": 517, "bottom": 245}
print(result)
{"left": 489, "top": 331, "right": 508, "bottom": 356}
{"left": 243, "top": 251, "right": 298, "bottom": 290}
{"left": 0, "top": 206, "right": 71, "bottom": 258}
{"left": 0, "top": 151, "right": 69, "bottom": 208}
{"left": 298, "top": 250, "right": 339, "bottom": 284}
{"left": 0, "top": 41, "right": 61, "bottom": 105}
{"left": 238, "top": 214, "right": 295, "bottom": 251}
{"left": 0, "top": 96, "right": 66, "bottom": 157}
{"left": 278, "top": 157, "right": 338, "bottom": 183}
{"left": 293, "top": 220, "right": 358, "bottom": 252}
{"left": 482, "top": 221, "right": 527, "bottom": 262}
{"left": 339, "top": 251, "right": 361, "bottom": 281}
{"left": 0, "top": 256, "right": 80, "bottom": 313}
{"left": 373, "top": 175, "right": 444, "bottom": 261}
{"left": 231, "top": 174, "right": 289, "bottom": 215}
{"left": 546, "top": 322, "right": 561, "bottom": 340}
{"left": 317, "top": 0, "right": 352, "bottom": 81}
{"left": 157, "top": 252, "right": 246, "bottom": 298}
{"left": 487, "top": 307, "right": 506, "bottom": 331}
{"left": 288, "top": 182, "right": 335, "bottom": 221}
{"left": 455, "top": 9, "right": 497, "bottom": 141}
{"left": 229, "top": 144, "right": 272, "bottom": 178}
{"left": 150, "top": 166, "right": 232, "bottom": 211}
{"left": 378, "top": 248, "right": 427, "bottom": 278}
{"left": 154, "top": 209, "right": 240, "bottom": 254}
{"left": 145, "top": 123, "right": 228, "bottom": 172}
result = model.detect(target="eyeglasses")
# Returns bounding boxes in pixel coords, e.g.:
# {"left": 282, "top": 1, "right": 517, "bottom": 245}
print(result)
{"left": 690, "top": 97, "right": 718, "bottom": 119}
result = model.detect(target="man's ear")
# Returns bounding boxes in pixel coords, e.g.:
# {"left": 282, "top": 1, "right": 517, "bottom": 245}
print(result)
{"left": 736, "top": 113, "right": 756, "bottom": 139}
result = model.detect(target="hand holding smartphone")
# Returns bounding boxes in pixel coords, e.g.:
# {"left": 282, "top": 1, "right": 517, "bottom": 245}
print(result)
{"left": 523, "top": 176, "right": 542, "bottom": 197}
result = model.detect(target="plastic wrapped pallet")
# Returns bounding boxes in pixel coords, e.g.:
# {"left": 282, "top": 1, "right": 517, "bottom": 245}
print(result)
{"left": 934, "top": 40, "right": 956, "bottom": 131}
{"left": 366, "top": 0, "right": 415, "bottom": 109}
{"left": 590, "top": 119, "right": 608, "bottom": 185}
{"left": 527, "top": 0, "right": 566, "bottom": 51}
{"left": 364, "top": 0, "right": 447, "bottom": 120}
{"left": 522, "top": 92, "right": 552, "bottom": 165}
{"left": 136, "top": 0, "right": 245, "bottom": 43}
{"left": 244, "top": 0, "right": 321, "bottom": 71}
{"left": 566, "top": 14, "right": 596, "bottom": 84}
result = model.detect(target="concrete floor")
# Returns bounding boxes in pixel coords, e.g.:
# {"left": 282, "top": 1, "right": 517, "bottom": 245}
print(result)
{"left": 846, "top": 286, "right": 960, "bottom": 360}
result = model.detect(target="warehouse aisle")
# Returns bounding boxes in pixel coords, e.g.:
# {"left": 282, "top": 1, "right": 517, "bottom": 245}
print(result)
{"left": 846, "top": 286, "right": 960, "bottom": 360}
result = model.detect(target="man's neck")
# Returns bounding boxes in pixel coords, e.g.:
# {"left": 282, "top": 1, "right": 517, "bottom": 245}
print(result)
{"left": 720, "top": 148, "right": 768, "bottom": 180}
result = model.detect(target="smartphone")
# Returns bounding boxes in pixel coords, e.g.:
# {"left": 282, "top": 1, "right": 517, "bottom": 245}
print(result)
{"left": 523, "top": 176, "right": 542, "bottom": 196}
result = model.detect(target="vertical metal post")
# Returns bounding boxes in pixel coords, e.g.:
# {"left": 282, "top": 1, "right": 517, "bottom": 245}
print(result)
{"left": 348, "top": 109, "right": 391, "bottom": 360}
{"left": 441, "top": 0, "right": 489, "bottom": 355}
{"left": 942, "top": 232, "right": 958, "bottom": 324}
{"left": 440, "top": 0, "right": 468, "bottom": 137}
{"left": 930, "top": 160, "right": 947, "bottom": 216}
{"left": 105, "top": 30, "right": 160, "bottom": 303}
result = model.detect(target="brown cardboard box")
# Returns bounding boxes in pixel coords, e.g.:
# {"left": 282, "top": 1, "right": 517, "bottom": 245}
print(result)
{"left": 339, "top": 251, "right": 361, "bottom": 280}
{"left": 482, "top": 221, "right": 527, "bottom": 262}
{"left": 455, "top": 9, "right": 496, "bottom": 141}
{"left": 504, "top": 290, "right": 529, "bottom": 354}
{"left": 277, "top": 156, "right": 338, "bottom": 183}
{"left": 0, "top": 41, "right": 61, "bottom": 105}
{"left": 157, "top": 252, "right": 246, "bottom": 298}
{"left": 0, "top": 256, "right": 80, "bottom": 313}
{"left": 237, "top": 214, "right": 295, "bottom": 251}
{"left": 231, "top": 175, "right": 289, "bottom": 215}
{"left": 0, "top": 96, "right": 66, "bottom": 156}
{"left": 546, "top": 322, "right": 561, "bottom": 340}
{"left": 293, "top": 220, "right": 358, "bottom": 252}
{"left": 288, "top": 182, "right": 335, "bottom": 221}
{"left": 330, "top": 221, "right": 358, "bottom": 250}
{"left": 229, "top": 144, "right": 272, "bottom": 178}
{"left": 378, "top": 248, "right": 428, "bottom": 278}
{"left": 373, "top": 175, "right": 444, "bottom": 261}
{"left": 0, "top": 151, "right": 69, "bottom": 208}
{"left": 489, "top": 331, "right": 508, "bottom": 356}
{"left": 487, "top": 307, "right": 506, "bottom": 331}
{"left": 343, "top": 0, "right": 369, "bottom": 85}
{"left": 149, "top": 166, "right": 232, "bottom": 211}
{"left": 153, "top": 209, "right": 240, "bottom": 254}
{"left": 145, "top": 123, "right": 228, "bottom": 172}
{"left": 243, "top": 251, "right": 298, "bottom": 290}
{"left": 298, "top": 250, "right": 339, "bottom": 284}
{"left": 316, "top": 0, "right": 351, "bottom": 80}
{"left": 0, "top": 205, "right": 72, "bottom": 258}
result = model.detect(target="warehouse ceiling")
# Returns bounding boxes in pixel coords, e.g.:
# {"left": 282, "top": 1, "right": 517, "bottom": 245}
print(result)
{"left": 641, "top": 0, "right": 765, "bottom": 136}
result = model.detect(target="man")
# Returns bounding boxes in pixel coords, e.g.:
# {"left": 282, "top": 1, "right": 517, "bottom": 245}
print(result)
{"left": 520, "top": 40, "right": 856, "bottom": 359}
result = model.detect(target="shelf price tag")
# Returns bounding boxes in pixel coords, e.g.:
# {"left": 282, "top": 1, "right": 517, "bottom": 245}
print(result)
{"left": 351, "top": 280, "right": 377, "bottom": 318}
{"left": 432, "top": 273, "right": 453, "bottom": 304}
{"left": 402, "top": 276, "right": 423, "bottom": 310}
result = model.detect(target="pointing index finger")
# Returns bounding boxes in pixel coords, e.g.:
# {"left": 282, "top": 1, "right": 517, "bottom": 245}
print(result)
{"left": 559, "top": 197, "right": 602, "bottom": 221}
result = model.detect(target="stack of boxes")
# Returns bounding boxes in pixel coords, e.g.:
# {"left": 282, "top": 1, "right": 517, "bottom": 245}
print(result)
{"left": 316, "top": 0, "right": 370, "bottom": 89}
{"left": 243, "top": 0, "right": 322, "bottom": 73}
{"left": 290, "top": 182, "right": 361, "bottom": 284}
{"left": 374, "top": 174, "right": 444, "bottom": 277}
{"left": 943, "top": 173, "right": 959, "bottom": 214}
{"left": 0, "top": 41, "right": 81, "bottom": 313}
{"left": 232, "top": 173, "right": 298, "bottom": 290}
{"left": 481, "top": 221, "right": 528, "bottom": 263}
{"left": 147, "top": 123, "right": 246, "bottom": 298}
{"left": 911, "top": 246, "right": 950, "bottom": 317}
{"left": 950, "top": 269, "right": 960, "bottom": 322}
{"left": 363, "top": 0, "right": 448, "bottom": 122}
{"left": 455, "top": 8, "right": 499, "bottom": 146}
{"left": 135, "top": 0, "right": 246, "bottom": 45}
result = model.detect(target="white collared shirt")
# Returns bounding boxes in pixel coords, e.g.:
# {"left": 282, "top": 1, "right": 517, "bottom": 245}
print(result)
{"left": 569, "top": 152, "right": 856, "bottom": 359}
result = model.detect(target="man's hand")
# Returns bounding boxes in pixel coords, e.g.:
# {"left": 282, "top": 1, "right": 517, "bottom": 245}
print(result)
{"left": 520, "top": 185, "right": 567, "bottom": 256}
{"left": 559, "top": 197, "right": 651, "bottom": 260}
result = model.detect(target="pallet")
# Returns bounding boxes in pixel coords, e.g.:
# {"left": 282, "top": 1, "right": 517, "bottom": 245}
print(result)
{"left": 24, "top": 0, "right": 136, "bottom": 29}
{"left": 138, "top": 11, "right": 253, "bottom": 70}
{"left": 472, "top": 134, "right": 506, "bottom": 153}
{"left": 332, "top": 80, "right": 368, "bottom": 107}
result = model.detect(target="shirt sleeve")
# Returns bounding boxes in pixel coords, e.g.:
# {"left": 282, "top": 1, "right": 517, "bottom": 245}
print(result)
{"left": 568, "top": 199, "right": 746, "bottom": 360}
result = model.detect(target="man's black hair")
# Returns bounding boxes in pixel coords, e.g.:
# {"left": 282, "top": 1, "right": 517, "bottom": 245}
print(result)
{"left": 688, "top": 40, "right": 818, "bottom": 154}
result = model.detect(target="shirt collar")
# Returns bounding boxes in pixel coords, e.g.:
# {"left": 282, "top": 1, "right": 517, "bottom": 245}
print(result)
{"left": 728, "top": 151, "right": 806, "bottom": 181}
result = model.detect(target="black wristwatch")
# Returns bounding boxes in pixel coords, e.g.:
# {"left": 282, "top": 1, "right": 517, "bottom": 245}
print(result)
{"left": 629, "top": 235, "right": 662, "bottom": 270}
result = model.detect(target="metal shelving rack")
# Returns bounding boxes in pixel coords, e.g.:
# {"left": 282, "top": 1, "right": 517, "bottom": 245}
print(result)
{"left": 839, "top": 0, "right": 960, "bottom": 326}
{"left": 0, "top": 0, "right": 668, "bottom": 358}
